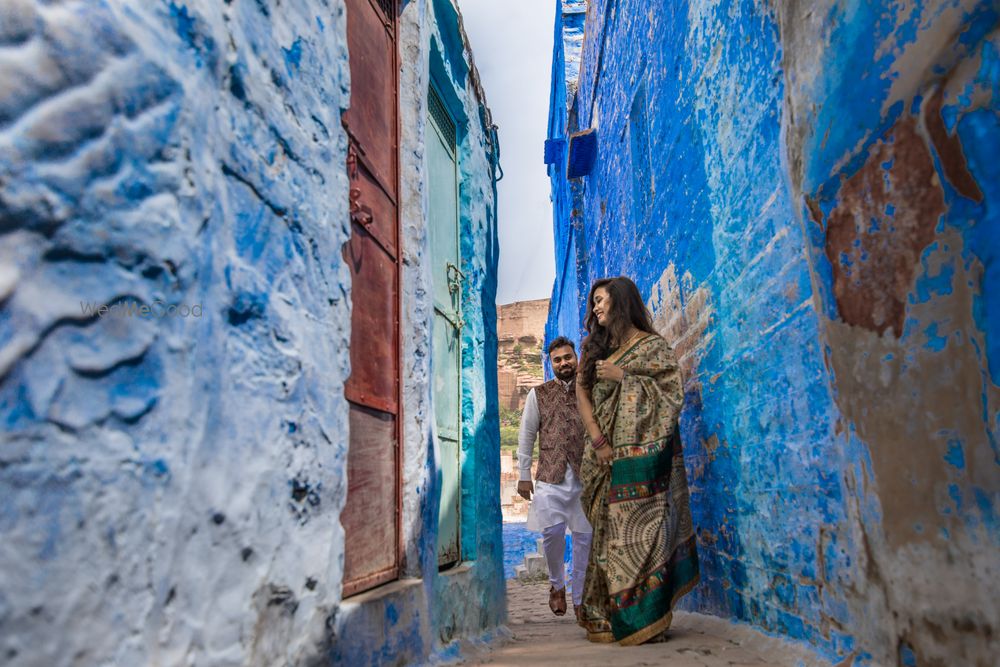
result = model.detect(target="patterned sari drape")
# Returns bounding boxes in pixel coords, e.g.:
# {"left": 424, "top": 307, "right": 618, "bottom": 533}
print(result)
{"left": 578, "top": 334, "right": 699, "bottom": 645}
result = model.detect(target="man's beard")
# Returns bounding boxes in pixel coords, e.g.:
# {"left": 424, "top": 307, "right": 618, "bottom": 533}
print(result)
{"left": 553, "top": 366, "right": 576, "bottom": 382}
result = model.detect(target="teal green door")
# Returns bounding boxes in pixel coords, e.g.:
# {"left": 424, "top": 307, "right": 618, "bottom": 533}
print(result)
{"left": 428, "top": 86, "right": 462, "bottom": 566}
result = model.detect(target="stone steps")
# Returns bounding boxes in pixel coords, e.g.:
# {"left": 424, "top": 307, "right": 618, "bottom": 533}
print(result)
{"left": 515, "top": 540, "right": 549, "bottom": 582}
{"left": 524, "top": 553, "right": 546, "bottom": 575}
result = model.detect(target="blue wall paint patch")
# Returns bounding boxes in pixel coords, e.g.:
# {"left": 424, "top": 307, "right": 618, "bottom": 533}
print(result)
{"left": 898, "top": 642, "right": 917, "bottom": 667}
{"left": 973, "top": 487, "right": 997, "bottom": 534}
{"left": 955, "top": 107, "right": 1000, "bottom": 386}
{"left": 168, "top": 2, "right": 216, "bottom": 68}
{"left": 944, "top": 440, "right": 966, "bottom": 470}
{"left": 923, "top": 323, "right": 948, "bottom": 352}
{"left": 283, "top": 38, "right": 303, "bottom": 74}
{"left": 949, "top": 483, "right": 964, "bottom": 512}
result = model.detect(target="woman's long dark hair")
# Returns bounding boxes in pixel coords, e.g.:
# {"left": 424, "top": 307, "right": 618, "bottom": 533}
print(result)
{"left": 579, "top": 276, "right": 657, "bottom": 389}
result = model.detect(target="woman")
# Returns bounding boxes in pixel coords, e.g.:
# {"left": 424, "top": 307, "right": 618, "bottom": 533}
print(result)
{"left": 575, "top": 276, "right": 699, "bottom": 645}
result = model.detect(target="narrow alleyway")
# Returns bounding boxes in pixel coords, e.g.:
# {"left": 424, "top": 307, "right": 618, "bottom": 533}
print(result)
{"left": 468, "top": 582, "right": 832, "bottom": 667}
{"left": 3, "top": 0, "right": 997, "bottom": 664}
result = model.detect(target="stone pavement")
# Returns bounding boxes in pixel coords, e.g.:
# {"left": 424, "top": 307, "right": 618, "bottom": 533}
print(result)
{"left": 465, "top": 581, "right": 834, "bottom": 667}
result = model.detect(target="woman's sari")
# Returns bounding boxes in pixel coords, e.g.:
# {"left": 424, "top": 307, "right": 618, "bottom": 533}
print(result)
{"left": 578, "top": 334, "right": 699, "bottom": 645}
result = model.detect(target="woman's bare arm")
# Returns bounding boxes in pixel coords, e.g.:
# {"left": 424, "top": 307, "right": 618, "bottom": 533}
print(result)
{"left": 576, "top": 380, "right": 603, "bottom": 441}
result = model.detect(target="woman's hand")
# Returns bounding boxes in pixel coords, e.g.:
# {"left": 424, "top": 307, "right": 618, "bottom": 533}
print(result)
{"left": 595, "top": 442, "right": 613, "bottom": 466}
{"left": 595, "top": 359, "right": 625, "bottom": 383}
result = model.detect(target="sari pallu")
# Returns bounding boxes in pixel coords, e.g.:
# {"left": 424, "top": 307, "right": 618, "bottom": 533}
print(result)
{"left": 578, "top": 334, "right": 699, "bottom": 645}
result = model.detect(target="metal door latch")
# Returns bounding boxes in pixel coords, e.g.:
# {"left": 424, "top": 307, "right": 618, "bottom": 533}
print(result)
{"left": 349, "top": 187, "right": 374, "bottom": 227}
{"left": 446, "top": 262, "right": 465, "bottom": 295}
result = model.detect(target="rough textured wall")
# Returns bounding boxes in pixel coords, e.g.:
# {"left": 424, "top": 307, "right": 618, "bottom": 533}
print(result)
{"left": 546, "top": 0, "right": 999, "bottom": 665}
{"left": 329, "top": 0, "right": 504, "bottom": 664}
{"left": 0, "top": 0, "right": 502, "bottom": 665}
{"left": 778, "top": 3, "right": 1000, "bottom": 665}
{"left": 435, "top": 0, "right": 505, "bottom": 647}
{"left": 0, "top": 0, "right": 353, "bottom": 665}
{"left": 544, "top": 1, "right": 588, "bottom": 362}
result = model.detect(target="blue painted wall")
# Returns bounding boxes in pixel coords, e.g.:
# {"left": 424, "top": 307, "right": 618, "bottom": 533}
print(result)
{"left": 545, "top": 1, "right": 999, "bottom": 664}
{"left": 0, "top": 0, "right": 502, "bottom": 665}
{"left": 0, "top": 1, "right": 357, "bottom": 663}
{"left": 328, "top": 0, "right": 505, "bottom": 664}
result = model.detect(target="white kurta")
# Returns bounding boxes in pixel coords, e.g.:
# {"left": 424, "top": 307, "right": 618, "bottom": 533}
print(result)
{"left": 518, "top": 386, "right": 592, "bottom": 534}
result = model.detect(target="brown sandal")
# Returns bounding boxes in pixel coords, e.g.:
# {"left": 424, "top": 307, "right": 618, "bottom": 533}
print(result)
{"left": 548, "top": 586, "right": 567, "bottom": 616}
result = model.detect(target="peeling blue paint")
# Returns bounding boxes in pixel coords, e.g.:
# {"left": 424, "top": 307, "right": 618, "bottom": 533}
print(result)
{"left": 956, "top": 108, "right": 1000, "bottom": 385}
{"left": 168, "top": 2, "right": 216, "bottom": 68}
{"left": 923, "top": 323, "right": 948, "bottom": 352}
{"left": 169, "top": 3, "right": 196, "bottom": 48}
{"left": 949, "top": 483, "right": 964, "bottom": 512}
{"left": 974, "top": 487, "right": 997, "bottom": 535}
{"left": 944, "top": 440, "right": 966, "bottom": 470}
{"left": 546, "top": 0, "right": 851, "bottom": 658}
{"left": 913, "top": 249, "right": 955, "bottom": 303}
{"left": 283, "top": 37, "right": 303, "bottom": 75}
{"left": 899, "top": 642, "right": 917, "bottom": 667}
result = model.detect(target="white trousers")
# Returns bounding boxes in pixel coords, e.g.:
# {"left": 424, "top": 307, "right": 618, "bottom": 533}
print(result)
{"left": 542, "top": 522, "right": 591, "bottom": 606}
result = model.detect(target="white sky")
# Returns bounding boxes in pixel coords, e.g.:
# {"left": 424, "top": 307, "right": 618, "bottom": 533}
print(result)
{"left": 458, "top": 0, "right": 556, "bottom": 306}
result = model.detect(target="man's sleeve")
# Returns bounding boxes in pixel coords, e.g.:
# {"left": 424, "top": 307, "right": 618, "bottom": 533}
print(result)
{"left": 517, "top": 389, "right": 540, "bottom": 482}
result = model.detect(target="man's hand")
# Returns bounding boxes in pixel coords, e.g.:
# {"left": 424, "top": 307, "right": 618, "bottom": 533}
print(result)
{"left": 517, "top": 480, "right": 534, "bottom": 501}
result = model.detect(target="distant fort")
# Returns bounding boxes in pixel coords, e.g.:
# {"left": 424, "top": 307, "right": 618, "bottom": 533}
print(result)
{"left": 497, "top": 298, "right": 549, "bottom": 522}
{"left": 496, "top": 298, "right": 549, "bottom": 411}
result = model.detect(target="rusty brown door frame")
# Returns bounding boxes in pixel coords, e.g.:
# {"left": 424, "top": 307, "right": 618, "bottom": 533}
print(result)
{"left": 340, "top": 0, "right": 403, "bottom": 599}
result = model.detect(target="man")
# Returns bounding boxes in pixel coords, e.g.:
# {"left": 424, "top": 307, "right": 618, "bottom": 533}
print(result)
{"left": 517, "top": 336, "right": 592, "bottom": 619}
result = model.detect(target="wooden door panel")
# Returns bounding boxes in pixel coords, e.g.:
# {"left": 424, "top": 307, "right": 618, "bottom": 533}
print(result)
{"left": 349, "top": 153, "right": 398, "bottom": 258}
{"left": 342, "top": 405, "right": 398, "bottom": 596}
{"left": 341, "top": 0, "right": 399, "bottom": 597}
{"left": 343, "top": 0, "right": 397, "bottom": 193}
{"left": 343, "top": 227, "right": 398, "bottom": 413}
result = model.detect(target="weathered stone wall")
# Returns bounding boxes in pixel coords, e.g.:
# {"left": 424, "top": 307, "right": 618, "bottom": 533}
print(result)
{"left": 0, "top": 1, "right": 353, "bottom": 664}
{"left": 0, "top": 0, "right": 502, "bottom": 665}
{"left": 546, "top": 1, "right": 999, "bottom": 665}
{"left": 777, "top": 4, "right": 1000, "bottom": 665}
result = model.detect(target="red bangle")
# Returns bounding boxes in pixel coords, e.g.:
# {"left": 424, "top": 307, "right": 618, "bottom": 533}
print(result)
{"left": 592, "top": 434, "right": 609, "bottom": 450}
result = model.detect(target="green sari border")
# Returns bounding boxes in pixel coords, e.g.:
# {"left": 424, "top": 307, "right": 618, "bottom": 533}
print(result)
{"left": 611, "top": 557, "right": 700, "bottom": 641}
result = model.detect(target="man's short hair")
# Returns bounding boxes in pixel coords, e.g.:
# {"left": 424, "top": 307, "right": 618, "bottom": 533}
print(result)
{"left": 547, "top": 336, "right": 575, "bottom": 354}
